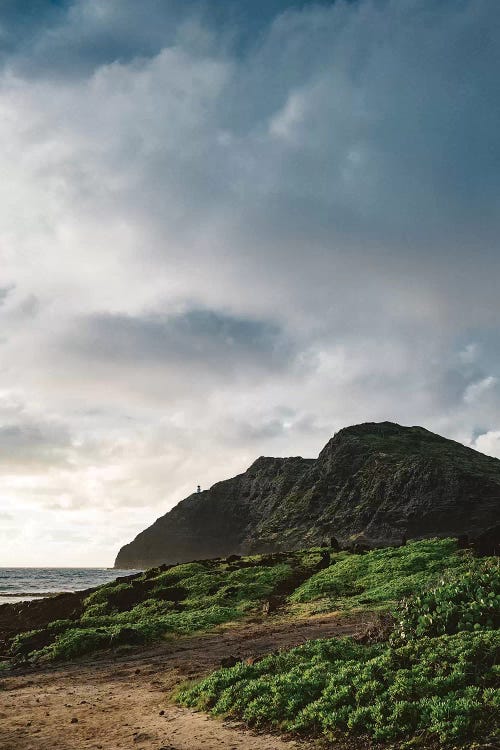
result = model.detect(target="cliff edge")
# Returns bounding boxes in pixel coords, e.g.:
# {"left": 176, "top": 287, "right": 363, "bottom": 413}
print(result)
{"left": 115, "top": 422, "right": 500, "bottom": 568}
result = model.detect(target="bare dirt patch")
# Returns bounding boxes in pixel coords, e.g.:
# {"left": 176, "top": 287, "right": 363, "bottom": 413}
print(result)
{"left": 0, "top": 611, "right": 379, "bottom": 750}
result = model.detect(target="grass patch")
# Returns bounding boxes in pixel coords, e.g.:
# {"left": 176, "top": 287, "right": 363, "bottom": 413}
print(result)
{"left": 291, "top": 538, "right": 467, "bottom": 610}
{"left": 178, "top": 560, "right": 500, "bottom": 746}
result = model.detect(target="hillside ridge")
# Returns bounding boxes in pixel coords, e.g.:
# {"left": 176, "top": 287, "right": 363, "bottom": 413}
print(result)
{"left": 114, "top": 421, "right": 500, "bottom": 568}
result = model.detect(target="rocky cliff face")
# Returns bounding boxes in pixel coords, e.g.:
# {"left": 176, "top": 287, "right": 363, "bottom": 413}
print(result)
{"left": 115, "top": 422, "right": 500, "bottom": 568}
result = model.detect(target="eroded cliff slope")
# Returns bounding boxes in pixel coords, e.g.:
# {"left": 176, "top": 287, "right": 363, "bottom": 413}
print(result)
{"left": 115, "top": 422, "right": 500, "bottom": 568}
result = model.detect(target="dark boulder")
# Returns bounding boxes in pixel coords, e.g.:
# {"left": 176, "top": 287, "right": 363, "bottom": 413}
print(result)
{"left": 472, "top": 525, "right": 500, "bottom": 556}
{"left": 220, "top": 655, "right": 241, "bottom": 668}
{"left": 154, "top": 585, "right": 187, "bottom": 603}
{"left": 261, "top": 596, "right": 281, "bottom": 616}
{"left": 330, "top": 536, "right": 341, "bottom": 551}
{"left": 110, "top": 627, "right": 147, "bottom": 647}
{"left": 315, "top": 550, "right": 331, "bottom": 570}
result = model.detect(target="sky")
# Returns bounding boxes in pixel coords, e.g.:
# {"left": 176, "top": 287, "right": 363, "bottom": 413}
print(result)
{"left": 0, "top": 0, "right": 499, "bottom": 566}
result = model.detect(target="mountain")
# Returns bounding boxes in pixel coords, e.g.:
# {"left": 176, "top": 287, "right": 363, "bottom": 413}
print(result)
{"left": 114, "top": 422, "right": 500, "bottom": 568}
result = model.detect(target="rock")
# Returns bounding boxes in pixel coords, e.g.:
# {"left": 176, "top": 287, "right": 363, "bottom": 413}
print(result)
{"left": 472, "top": 524, "right": 500, "bottom": 556}
{"left": 352, "top": 542, "right": 371, "bottom": 555}
{"left": 70, "top": 717, "right": 78, "bottom": 724}
{"left": 315, "top": 550, "right": 331, "bottom": 570}
{"left": 261, "top": 596, "right": 281, "bottom": 615}
{"left": 105, "top": 584, "right": 144, "bottom": 612}
{"left": 0, "top": 592, "right": 87, "bottom": 656}
{"left": 113, "top": 421, "right": 500, "bottom": 568}
{"left": 330, "top": 536, "right": 341, "bottom": 551}
{"left": 155, "top": 585, "right": 186, "bottom": 603}
{"left": 245, "top": 655, "right": 263, "bottom": 665}
{"left": 220, "top": 655, "right": 240, "bottom": 668}
{"left": 133, "top": 733, "right": 151, "bottom": 743}
{"left": 109, "top": 627, "right": 147, "bottom": 647}
{"left": 11, "top": 628, "right": 55, "bottom": 657}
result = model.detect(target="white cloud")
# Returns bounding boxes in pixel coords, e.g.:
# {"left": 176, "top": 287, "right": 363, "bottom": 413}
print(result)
{"left": 472, "top": 431, "right": 500, "bottom": 460}
{"left": 464, "top": 376, "right": 497, "bottom": 405}
{"left": 0, "top": 0, "right": 499, "bottom": 564}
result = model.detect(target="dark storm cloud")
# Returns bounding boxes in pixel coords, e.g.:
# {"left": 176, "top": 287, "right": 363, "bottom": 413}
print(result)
{"left": 226, "top": 0, "right": 500, "bottom": 253}
{"left": 1, "top": 0, "right": 337, "bottom": 78}
{"left": 34, "top": 0, "right": 497, "bottom": 329}
{"left": 69, "top": 309, "right": 293, "bottom": 372}
{"left": 0, "top": 1, "right": 64, "bottom": 57}
{"left": 2, "top": 0, "right": 181, "bottom": 78}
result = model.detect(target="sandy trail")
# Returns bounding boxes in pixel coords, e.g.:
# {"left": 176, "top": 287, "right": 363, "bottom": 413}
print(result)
{"left": 0, "top": 612, "right": 374, "bottom": 750}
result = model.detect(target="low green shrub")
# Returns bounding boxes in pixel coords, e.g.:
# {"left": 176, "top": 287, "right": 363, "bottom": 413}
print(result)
{"left": 37, "top": 627, "right": 115, "bottom": 660}
{"left": 153, "top": 562, "right": 208, "bottom": 584}
{"left": 393, "top": 558, "right": 500, "bottom": 642}
{"left": 178, "top": 631, "right": 500, "bottom": 745}
{"left": 181, "top": 563, "right": 293, "bottom": 611}
{"left": 81, "top": 602, "right": 110, "bottom": 620}
{"left": 178, "top": 548, "right": 500, "bottom": 747}
{"left": 9, "top": 619, "right": 74, "bottom": 657}
{"left": 83, "top": 581, "right": 132, "bottom": 609}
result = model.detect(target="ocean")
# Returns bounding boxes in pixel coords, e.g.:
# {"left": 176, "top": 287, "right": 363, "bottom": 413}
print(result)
{"left": 0, "top": 568, "right": 139, "bottom": 605}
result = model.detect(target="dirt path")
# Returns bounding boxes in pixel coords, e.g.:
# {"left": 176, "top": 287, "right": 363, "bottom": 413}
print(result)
{"left": 0, "top": 612, "right": 376, "bottom": 750}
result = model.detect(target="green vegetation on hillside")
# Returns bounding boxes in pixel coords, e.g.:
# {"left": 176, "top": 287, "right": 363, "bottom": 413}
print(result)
{"left": 8, "top": 539, "right": 480, "bottom": 664}
{"left": 179, "top": 630, "right": 499, "bottom": 745}
{"left": 393, "top": 557, "right": 500, "bottom": 641}
{"left": 178, "top": 556, "right": 500, "bottom": 746}
{"left": 291, "top": 538, "right": 466, "bottom": 609}
{"left": 9, "top": 555, "right": 300, "bottom": 662}
{"left": 7, "top": 538, "right": 500, "bottom": 746}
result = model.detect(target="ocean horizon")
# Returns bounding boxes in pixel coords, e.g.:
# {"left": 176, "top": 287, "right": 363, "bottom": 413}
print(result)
{"left": 0, "top": 567, "right": 140, "bottom": 605}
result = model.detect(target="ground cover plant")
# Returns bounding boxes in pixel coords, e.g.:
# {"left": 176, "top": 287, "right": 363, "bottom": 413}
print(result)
{"left": 290, "top": 538, "right": 468, "bottom": 610}
{"left": 178, "top": 630, "right": 499, "bottom": 745}
{"left": 8, "top": 548, "right": 322, "bottom": 662}
{"left": 177, "top": 551, "right": 500, "bottom": 747}
{"left": 7, "top": 559, "right": 292, "bottom": 661}
{"left": 393, "top": 557, "right": 500, "bottom": 642}
{"left": 8, "top": 538, "right": 495, "bottom": 675}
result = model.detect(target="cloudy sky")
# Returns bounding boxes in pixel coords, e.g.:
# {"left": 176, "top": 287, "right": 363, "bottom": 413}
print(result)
{"left": 0, "top": 0, "right": 499, "bottom": 566}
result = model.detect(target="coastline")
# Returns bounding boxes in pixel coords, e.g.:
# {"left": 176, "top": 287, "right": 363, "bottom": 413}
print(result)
{"left": 0, "top": 595, "right": 48, "bottom": 605}
{"left": 0, "top": 568, "right": 140, "bottom": 606}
